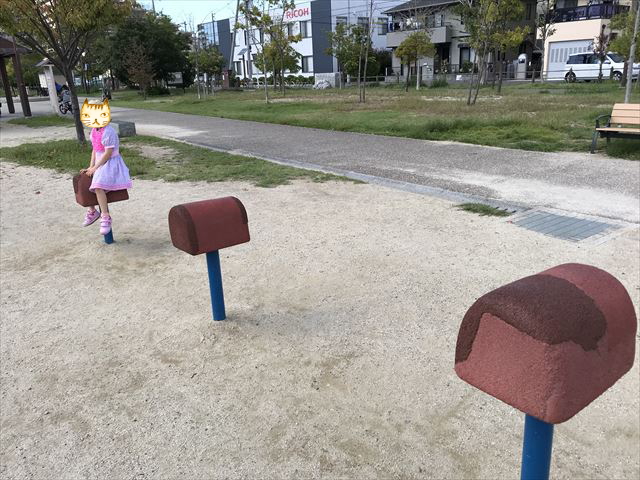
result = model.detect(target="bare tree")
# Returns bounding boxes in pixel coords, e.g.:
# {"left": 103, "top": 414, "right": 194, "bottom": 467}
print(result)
{"left": 533, "top": 0, "right": 557, "bottom": 83}
{"left": 592, "top": 24, "right": 611, "bottom": 83}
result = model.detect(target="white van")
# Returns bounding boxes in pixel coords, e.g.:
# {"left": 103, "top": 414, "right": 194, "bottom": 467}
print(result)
{"left": 564, "top": 52, "right": 640, "bottom": 82}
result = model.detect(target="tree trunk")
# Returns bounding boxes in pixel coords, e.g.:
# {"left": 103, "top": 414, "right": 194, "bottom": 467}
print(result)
{"left": 264, "top": 59, "right": 269, "bottom": 104}
{"left": 490, "top": 50, "right": 496, "bottom": 89}
{"left": 467, "top": 57, "right": 477, "bottom": 105}
{"left": 64, "top": 67, "right": 86, "bottom": 144}
{"left": 471, "top": 45, "right": 486, "bottom": 105}
{"left": 620, "top": 62, "right": 628, "bottom": 87}
{"left": 598, "top": 61, "right": 603, "bottom": 83}
{"left": 497, "top": 55, "right": 504, "bottom": 94}
{"left": 415, "top": 60, "right": 419, "bottom": 90}
{"left": 405, "top": 62, "right": 410, "bottom": 92}
{"left": 625, "top": 0, "right": 640, "bottom": 103}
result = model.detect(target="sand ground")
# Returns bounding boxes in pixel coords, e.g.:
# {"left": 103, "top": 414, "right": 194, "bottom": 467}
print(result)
{"left": 0, "top": 124, "right": 639, "bottom": 479}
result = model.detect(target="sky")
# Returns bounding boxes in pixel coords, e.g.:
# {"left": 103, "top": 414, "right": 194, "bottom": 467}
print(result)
{"left": 137, "top": 0, "right": 238, "bottom": 28}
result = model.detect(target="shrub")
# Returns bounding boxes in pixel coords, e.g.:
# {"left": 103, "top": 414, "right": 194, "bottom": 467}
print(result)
{"left": 430, "top": 77, "right": 449, "bottom": 88}
{"left": 147, "top": 86, "right": 170, "bottom": 96}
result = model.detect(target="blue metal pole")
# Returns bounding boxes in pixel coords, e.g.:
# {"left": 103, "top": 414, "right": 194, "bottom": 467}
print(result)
{"left": 206, "top": 250, "right": 226, "bottom": 321}
{"left": 104, "top": 230, "right": 114, "bottom": 244}
{"left": 521, "top": 414, "right": 554, "bottom": 480}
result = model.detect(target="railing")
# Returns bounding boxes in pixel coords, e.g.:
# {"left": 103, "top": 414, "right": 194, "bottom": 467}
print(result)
{"left": 552, "top": 3, "right": 629, "bottom": 23}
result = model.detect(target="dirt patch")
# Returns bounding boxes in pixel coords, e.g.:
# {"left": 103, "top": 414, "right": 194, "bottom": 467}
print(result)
{"left": 133, "top": 144, "right": 179, "bottom": 161}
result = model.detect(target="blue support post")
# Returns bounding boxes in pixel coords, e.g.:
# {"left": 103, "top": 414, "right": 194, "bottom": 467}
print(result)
{"left": 206, "top": 250, "right": 226, "bottom": 321}
{"left": 104, "top": 230, "right": 114, "bottom": 244}
{"left": 521, "top": 414, "right": 554, "bottom": 480}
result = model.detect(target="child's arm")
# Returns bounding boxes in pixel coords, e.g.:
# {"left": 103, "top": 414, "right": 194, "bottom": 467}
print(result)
{"left": 86, "top": 148, "right": 113, "bottom": 176}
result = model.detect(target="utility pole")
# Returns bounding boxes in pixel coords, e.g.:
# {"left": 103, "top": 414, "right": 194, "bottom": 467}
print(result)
{"left": 624, "top": 0, "right": 639, "bottom": 103}
{"left": 244, "top": 0, "right": 253, "bottom": 82}
{"left": 229, "top": 0, "right": 241, "bottom": 71}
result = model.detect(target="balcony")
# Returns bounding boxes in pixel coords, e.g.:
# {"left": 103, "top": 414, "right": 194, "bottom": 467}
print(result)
{"left": 386, "top": 25, "right": 451, "bottom": 48}
{"left": 552, "top": 4, "right": 629, "bottom": 23}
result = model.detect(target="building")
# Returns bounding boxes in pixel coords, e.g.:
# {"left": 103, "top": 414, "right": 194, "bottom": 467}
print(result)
{"left": 197, "top": 0, "right": 404, "bottom": 79}
{"left": 543, "top": 0, "right": 632, "bottom": 80}
{"left": 382, "top": 0, "right": 538, "bottom": 80}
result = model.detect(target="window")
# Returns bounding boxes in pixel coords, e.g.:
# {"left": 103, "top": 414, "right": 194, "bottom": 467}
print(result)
{"left": 233, "top": 61, "right": 242, "bottom": 74}
{"left": 300, "top": 20, "right": 311, "bottom": 38}
{"left": 302, "top": 56, "right": 313, "bottom": 73}
{"left": 459, "top": 47, "right": 470, "bottom": 65}
{"left": 567, "top": 55, "right": 585, "bottom": 65}
{"left": 287, "top": 22, "right": 294, "bottom": 37}
{"left": 357, "top": 16, "right": 369, "bottom": 33}
{"left": 378, "top": 17, "right": 388, "bottom": 35}
{"left": 336, "top": 16, "right": 347, "bottom": 26}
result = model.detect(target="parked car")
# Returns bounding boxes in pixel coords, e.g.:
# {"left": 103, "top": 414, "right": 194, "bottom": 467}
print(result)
{"left": 564, "top": 52, "right": 640, "bottom": 82}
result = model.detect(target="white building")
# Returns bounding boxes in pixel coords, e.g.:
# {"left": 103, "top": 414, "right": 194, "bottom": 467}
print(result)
{"left": 198, "top": 0, "right": 404, "bottom": 79}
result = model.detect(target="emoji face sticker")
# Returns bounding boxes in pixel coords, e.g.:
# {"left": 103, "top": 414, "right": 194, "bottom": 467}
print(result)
{"left": 80, "top": 98, "right": 111, "bottom": 128}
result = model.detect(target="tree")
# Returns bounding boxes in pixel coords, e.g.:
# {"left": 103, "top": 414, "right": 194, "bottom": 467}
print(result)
{"left": 395, "top": 30, "right": 434, "bottom": 91}
{"left": 241, "top": 0, "right": 301, "bottom": 101}
{"left": 327, "top": 24, "right": 378, "bottom": 84}
{"left": 189, "top": 44, "right": 226, "bottom": 94}
{"left": 610, "top": 6, "right": 640, "bottom": 87}
{"left": 532, "top": 0, "right": 557, "bottom": 83}
{"left": 456, "top": 0, "right": 528, "bottom": 105}
{"left": 0, "top": 0, "right": 133, "bottom": 143}
{"left": 124, "top": 43, "right": 154, "bottom": 98}
{"left": 96, "top": 8, "right": 191, "bottom": 88}
{"left": 592, "top": 24, "right": 611, "bottom": 83}
{"left": 5, "top": 52, "right": 41, "bottom": 87}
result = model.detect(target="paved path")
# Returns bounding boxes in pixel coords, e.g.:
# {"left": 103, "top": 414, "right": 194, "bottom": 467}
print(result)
{"left": 109, "top": 107, "right": 639, "bottom": 223}
{"left": 3, "top": 101, "right": 638, "bottom": 222}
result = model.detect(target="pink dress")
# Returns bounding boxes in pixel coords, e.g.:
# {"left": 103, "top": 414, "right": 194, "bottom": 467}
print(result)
{"left": 89, "top": 126, "right": 132, "bottom": 192}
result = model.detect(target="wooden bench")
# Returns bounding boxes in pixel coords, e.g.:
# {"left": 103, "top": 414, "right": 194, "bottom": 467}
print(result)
{"left": 591, "top": 103, "right": 640, "bottom": 153}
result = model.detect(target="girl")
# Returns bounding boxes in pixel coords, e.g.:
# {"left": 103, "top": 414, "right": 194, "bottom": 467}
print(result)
{"left": 79, "top": 99, "right": 132, "bottom": 235}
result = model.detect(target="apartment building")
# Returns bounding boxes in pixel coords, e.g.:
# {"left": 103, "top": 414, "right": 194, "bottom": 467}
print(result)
{"left": 543, "top": 0, "right": 632, "bottom": 80}
{"left": 197, "top": 0, "right": 404, "bottom": 79}
{"left": 383, "top": 0, "right": 538, "bottom": 79}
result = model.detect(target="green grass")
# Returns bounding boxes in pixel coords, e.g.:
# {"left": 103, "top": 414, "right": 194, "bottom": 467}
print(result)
{"left": 458, "top": 203, "right": 513, "bottom": 217}
{"left": 0, "top": 135, "right": 352, "bottom": 188}
{"left": 7, "top": 114, "right": 74, "bottom": 128}
{"left": 111, "top": 83, "right": 640, "bottom": 159}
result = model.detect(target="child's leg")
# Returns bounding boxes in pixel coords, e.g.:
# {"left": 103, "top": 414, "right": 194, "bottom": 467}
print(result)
{"left": 94, "top": 189, "right": 110, "bottom": 216}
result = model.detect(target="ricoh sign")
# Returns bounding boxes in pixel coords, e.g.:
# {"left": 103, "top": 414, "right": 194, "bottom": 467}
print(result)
{"left": 284, "top": 7, "right": 310, "bottom": 20}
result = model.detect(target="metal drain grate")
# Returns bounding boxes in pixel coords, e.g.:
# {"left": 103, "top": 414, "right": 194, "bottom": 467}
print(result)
{"left": 510, "top": 210, "right": 622, "bottom": 242}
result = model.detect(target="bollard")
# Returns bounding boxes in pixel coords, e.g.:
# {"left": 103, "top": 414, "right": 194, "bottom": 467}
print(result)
{"left": 168, "top": 197, "right": 250, "bottom": 321}
{"left": 455, "top": 263, "right": 636, "bottom": 479}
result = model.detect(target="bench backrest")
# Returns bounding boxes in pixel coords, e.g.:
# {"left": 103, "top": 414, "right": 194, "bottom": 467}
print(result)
{"left": 611, "top": 103, "right": 640, "bottom": 126}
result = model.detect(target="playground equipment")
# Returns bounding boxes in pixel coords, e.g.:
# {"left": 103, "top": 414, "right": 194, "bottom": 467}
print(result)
{"left": 168, "top": 197, "right": 250, "bottom": 321}
{"left": 73, "top": 173, "right": 129, "bottom": 244}
{"left": 455, "top": 263, "right": 636, "bottom": 480}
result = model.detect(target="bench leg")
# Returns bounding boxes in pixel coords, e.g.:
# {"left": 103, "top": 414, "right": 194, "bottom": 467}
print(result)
{"left": 590, "top": 130, "right": 599, "bottom": 154}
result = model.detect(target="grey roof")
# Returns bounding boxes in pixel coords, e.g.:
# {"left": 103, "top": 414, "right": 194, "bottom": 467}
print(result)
{"left": 383, "top": 0, "right": 457, "bottom": 15}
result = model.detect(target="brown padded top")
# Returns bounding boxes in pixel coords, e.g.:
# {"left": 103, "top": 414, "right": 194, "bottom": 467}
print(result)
{"left": 455, "top": 274, "right": 606, "bottom": 363}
